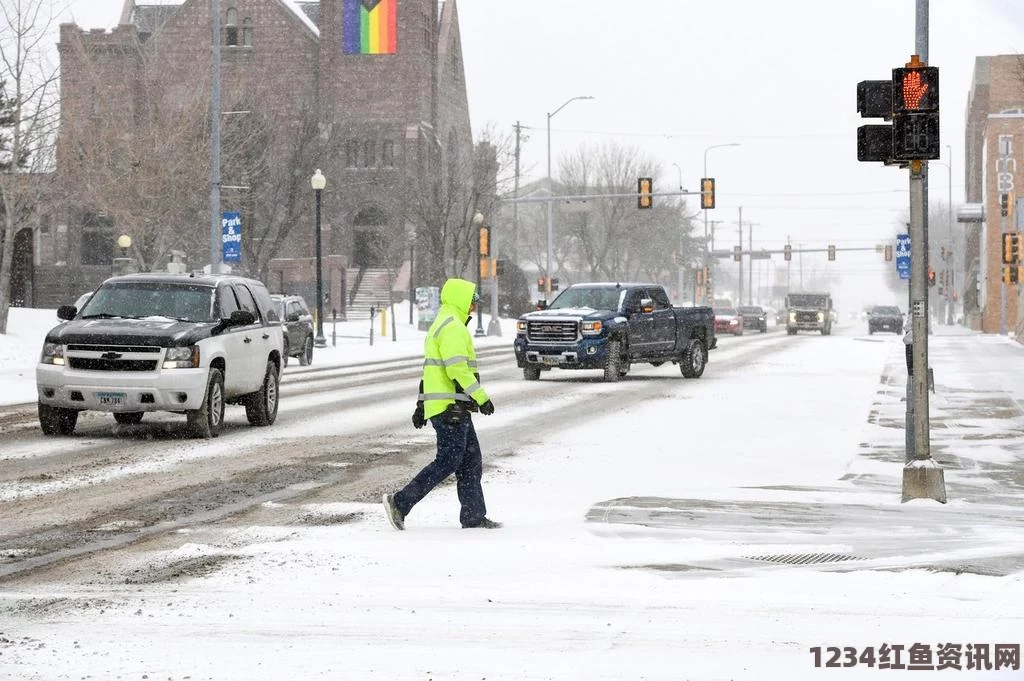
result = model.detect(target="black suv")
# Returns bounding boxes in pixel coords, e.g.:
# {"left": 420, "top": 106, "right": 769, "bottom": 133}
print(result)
{"left": 272, "top": 294, "right": 314, "bottom": 366}
{"left": 738, "top": 305, "right": 768, "bottom": 333}
{"left": 868, "top": 305, "right": 904, "bottom": 334}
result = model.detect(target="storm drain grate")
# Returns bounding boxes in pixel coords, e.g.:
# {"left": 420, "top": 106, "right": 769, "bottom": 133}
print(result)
{"left": 743, "top": 552, "right": 865, "bottom": 566}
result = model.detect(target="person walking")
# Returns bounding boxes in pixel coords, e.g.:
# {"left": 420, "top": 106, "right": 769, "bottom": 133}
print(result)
{"left": 382, "top": 278, "right": 501, "bottom": 530}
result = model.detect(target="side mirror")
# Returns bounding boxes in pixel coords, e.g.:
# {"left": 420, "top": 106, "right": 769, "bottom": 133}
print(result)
{"left": 57, "top": 305, "right": 77, "bottom": 320}
{"left": 639, "top": 298, "right": 654, "bottom": 314}
{"left": 535, "top": 300, "right": 548, "bottom": 311}
{"left": 286, "top": 312, "right": 300, "bottom": 322}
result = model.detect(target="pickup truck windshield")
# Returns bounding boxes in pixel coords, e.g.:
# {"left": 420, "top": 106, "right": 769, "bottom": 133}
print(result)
{"left": 548, "top": 287, "right": 624, "bottom": 312}
{"left": 80, "top": 282, "right": 217, "bottom": 322}
{"left": 787, "top": 294, "right": 828, "bottom": 308}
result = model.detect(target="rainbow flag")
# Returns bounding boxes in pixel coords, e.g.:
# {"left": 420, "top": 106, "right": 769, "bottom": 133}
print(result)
{"left": 342, "top": 0, "right": 397, "bottom": 55}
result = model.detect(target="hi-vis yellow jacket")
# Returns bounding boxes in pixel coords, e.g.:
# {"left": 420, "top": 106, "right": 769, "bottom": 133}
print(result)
{"left": 419, "top": 278, "right": 490, "bottom": 419}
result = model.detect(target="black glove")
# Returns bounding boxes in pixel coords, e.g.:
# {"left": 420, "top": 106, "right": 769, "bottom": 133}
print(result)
{"left": 412, "top": 402, "right": 426, "bottom": 429}
{"left": 479, "top": 400, "right": 495, "bottom": 416}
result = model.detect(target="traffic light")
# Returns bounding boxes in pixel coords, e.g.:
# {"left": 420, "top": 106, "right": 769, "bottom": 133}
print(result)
{"left": 884, "top": 244, "right": 893, "bottom": 261}
{"left": 928, "top": 269, "right": 936, "bottom": 286}
{"left": 784, "top": 244, "right": 792, "bottom": 261}
{"left": 890, "top": 58, "right": 940, "bottom": 161}
{"left": 537, "top": 276, "right": 546, "bottom": 292}
{"left": 828, "top": 244, "right": 836, "bottom": 261}
{"left": 1003, "top": 265, "right": 1022, "bottom": 285}
{"left": 856, "top": 79, "right": 893, "bottom": 163}
{"left": 478, "top": 225, "right": 489, "bottom": 257}
{"left": 1002, "top": 233, "right": 1020, "bottom": 264}
{"left": 550, "top": 277, "right": 560, "bottom": 291}
{"left": 700, "top": 178, "right": 715, "bottom": 209}
{"left": 480, "top": 258, "right": 490, "bottom": 280}
{"left": 1001, "top": 193, "right": 1010, "bottom": 217}
{"left": 637, "top": 177, "right": 653, "bottom": 209}
{"left": 733, "top": 245, "right": 741, "bottom": 262}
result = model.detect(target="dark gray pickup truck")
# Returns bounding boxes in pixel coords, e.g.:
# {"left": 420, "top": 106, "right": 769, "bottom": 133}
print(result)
{"left": 513, "top": 282, "right": 716, "bottom": 382}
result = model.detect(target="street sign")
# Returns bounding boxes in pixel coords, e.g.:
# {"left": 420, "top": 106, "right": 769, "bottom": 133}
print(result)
{"left": 222, "top": 212, "right": 242, "bottom": 263}
{"left": 896, "top": 233, "right": 911, "bottom": 280}
{"left": 749, "top": 250, "right": 772, "bottom": 260}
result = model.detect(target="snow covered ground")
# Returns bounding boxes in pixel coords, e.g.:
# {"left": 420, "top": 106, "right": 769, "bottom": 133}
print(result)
{"left": 0, "top": 307, "right": 1021, "bottom": 680}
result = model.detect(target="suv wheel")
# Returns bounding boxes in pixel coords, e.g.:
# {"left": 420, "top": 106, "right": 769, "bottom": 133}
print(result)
{"left": 187, "top": 368, "right": 224, "bottom": 438}
{"left": 299, "top": 336, "right": 313, "bottom": 366}
{"left": 39, "top": 403, "right": 78, "bottom": 436}
{"left": 245, "top": 361, "right": 280, "bottom": 426}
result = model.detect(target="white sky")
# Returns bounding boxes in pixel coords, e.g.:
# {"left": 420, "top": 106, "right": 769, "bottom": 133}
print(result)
{"left": 54, "top": 0, "right": 1024, "bottom": 314}
{"left": 2, "top": 307, "right": 1023, "bottom": 678}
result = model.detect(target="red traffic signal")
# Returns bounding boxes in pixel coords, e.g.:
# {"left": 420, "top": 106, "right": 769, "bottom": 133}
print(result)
{"left": 536, "top": 276, "right": 546, "bottom": 292}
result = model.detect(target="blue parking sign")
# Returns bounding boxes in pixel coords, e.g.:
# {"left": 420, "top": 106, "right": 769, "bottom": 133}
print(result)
{"left": 222, "top": 212, "right": 242, "bottom": 263}
{"left": 896, "top": 233, "right": 911, "bottom": 280}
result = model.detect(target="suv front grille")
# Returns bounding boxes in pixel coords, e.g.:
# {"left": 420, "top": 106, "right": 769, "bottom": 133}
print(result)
{"left": 68, "top": 358, "right": 159, "bottom": 372}
{"left": 66, "top": 345, "right": 162, "bottom": 372}
{"left": 527, "top": 320, "right": 578, "bottom": 344}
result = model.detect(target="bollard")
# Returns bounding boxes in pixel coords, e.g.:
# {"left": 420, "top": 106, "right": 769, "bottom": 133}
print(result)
{"left": 369, "top": 305, "right": 375, "bottom": 346}
{"left": 331, "top": 308, "right": 337, "bottom": 347}
{"left": 904, "top": 331, "right": 914, "bottom": 463}
{"left": 391, "top": 300, "right": 397, "bottom": 342}
{"left": 380, "top": 304, "right": 388, "bottom": 337}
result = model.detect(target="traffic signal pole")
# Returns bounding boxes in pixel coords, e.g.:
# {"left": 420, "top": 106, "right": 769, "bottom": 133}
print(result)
{"left": 901, "top": 0, "right": 946, "bottom": 503}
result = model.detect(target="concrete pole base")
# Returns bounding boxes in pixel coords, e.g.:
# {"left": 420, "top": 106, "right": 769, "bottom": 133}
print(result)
{"left": 486, "top": 318, "right": 502, "bottom": 336}
{"left": 901, "top": 459, "right": 947, "bottom": 504}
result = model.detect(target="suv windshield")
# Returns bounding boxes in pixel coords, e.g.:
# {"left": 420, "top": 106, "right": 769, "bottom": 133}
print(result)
{"left": 548, "top": 287, "right": 624, "bottom": 311}
{"left": 80, "top": 282, "right": 216, "bottom": 322}
{"left": 738, "top": 306, "right": 762, "bottom": 314}
{"left": 872, "top": 306, "right": 901, "bottom": 315}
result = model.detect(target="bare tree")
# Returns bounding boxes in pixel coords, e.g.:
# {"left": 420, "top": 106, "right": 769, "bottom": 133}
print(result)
{"left": 0, "top": 0, "right": 62, "bottom": 334}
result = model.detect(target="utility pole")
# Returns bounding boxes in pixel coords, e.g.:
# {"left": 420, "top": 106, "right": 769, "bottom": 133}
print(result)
{"left": 786, "top": 235, "right": 792, "bottom": 292}
{"left": 737, "top": 207, "right": 743, "bottom": 306}
{"left": 902, "top": 0, "right": 946, "bottom": 503}
{"left": 708, "top": 219, "right": 723, "bottom": 302}
{"left": 512, "top": 121, "right": 523, "bottom": 263}
{"left": 209, "top": 0, "right": 222, "bottom": 274}
{"left": 746, "top": 222, "right": 759, "bottom": 305}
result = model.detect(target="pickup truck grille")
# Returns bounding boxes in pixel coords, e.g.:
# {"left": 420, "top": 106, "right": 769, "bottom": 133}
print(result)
{"left": 795, "top": 311, "right": 820, "bottom": 323}
{"left": 526, "top": 320, "right": 578, "bottom": 344}
{"left": 65, "top": 345, "right": 162, "bottom": 372}
{"left": 68, "top": 358, "right": 159, "bottom": 372}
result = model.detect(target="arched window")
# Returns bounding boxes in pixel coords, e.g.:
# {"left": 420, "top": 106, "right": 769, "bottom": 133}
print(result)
{"left": 226, "top": 8, "right": 239, "bottom": 46}
{"left": 242, "top": 18, "right": 253, "bottom": 47}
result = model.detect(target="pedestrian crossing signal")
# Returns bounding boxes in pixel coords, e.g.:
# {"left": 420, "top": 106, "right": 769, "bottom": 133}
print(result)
{"left": 537, "top": 276, "right": 546, "bottom": 292}
{"left": 928, "top": 269, "right": 936, "bottom": 286}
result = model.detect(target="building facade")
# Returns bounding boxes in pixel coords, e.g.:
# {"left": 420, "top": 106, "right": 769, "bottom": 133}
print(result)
{"left": 963, "top": 54, "right": 1024, "bottom": 334}
{"left": 24, "top": 0, "right": 472, "bottom": 307}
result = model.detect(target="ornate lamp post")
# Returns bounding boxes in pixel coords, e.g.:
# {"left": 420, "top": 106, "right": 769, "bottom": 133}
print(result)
{"left": 473, "top": 211, "right": 486, "bottom": 337}
{"left": 310, "top": 169, "right": 327, "bottom": 348}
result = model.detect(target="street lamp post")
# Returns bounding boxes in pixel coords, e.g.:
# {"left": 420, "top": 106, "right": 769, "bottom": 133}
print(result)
{"left": 672, "top": 162, "right": 688, "bottom": 303}
{"left": 546, "top": 95, "right": 594, "bottom": 300}
{"left": 473, "top": 211, "right": 486, "bottom": 337}
{"left": 702, "top": 143, "right": 740, "bottom": 304}
{"left": 311, "top": 169, "right": 327, "bottom": 348}
{"left": 487, "top": 223, "right": 501, "bottom": 337}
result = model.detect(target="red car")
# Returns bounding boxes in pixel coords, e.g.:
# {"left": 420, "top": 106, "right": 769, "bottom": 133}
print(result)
{"left": 713, "top": 307, "right": 744, "bottom": 336}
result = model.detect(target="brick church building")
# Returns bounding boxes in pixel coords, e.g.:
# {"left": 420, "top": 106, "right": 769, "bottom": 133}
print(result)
{"left": 25, "top": 0, "right": 475, "bottom": 310}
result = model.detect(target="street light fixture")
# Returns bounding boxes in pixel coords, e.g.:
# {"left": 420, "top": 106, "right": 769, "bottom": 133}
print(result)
{"left": 702, "top": 143, "right": 740, "bottom": 304}
{"left": 546, "top": 95, "right": 594, "bottom": 300}
{"left": 310, "top": 169, "right": 327, "bottom": 348}
{"left": 473, "top": 211, "right": 486, "bottom": 337}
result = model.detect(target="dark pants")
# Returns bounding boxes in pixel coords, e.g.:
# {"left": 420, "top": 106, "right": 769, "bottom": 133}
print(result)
{"left": 393, "top": 413, "right": 486, "bottom": 527}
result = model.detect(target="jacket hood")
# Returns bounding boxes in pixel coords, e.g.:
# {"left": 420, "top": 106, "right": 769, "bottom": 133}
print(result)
{"left": 440, "top": 278, "right": 477, "bottom": 321}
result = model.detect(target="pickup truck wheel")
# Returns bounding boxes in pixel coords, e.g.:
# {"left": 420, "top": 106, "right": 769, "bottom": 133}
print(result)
{"left": 38, "top": 403, "right": 78, "bottom": 436}
{"left": 187, "top": 368, "right": 224, "bottom": 439}
{"left": 113, "top": 412, "right": 144, "bottom": 425}
{"left": 680, "top": 339, "right": 706, "bottom": 378}
{"left": 603, "top": 339, "right": 623, "bottom": 382}
{"left": 299, "top": 336, "right": 314, "bottom": 366}
{"left": 523, "top": 365, "right": 541, "bottom": 381}
{"left": 245, "top": 361, "right": 280, "bottom": 427}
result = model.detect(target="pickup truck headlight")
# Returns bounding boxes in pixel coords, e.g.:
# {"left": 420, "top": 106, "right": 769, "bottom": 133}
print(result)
{"left": 516, "top": 320, "right": 527, "bottom": 335}
{"left": 817, "top": 312, "right": 824, "bottom": 322}
{"left": 163, "top": 345, "right": 200, "bottom": 369}
{"left": 40, "top": 342, "right": 65, "bottom": 365}
{"left": 581, "top": 320, "right": 602, "bottom": 335}
{"left": 789, "top": 312, "right": 796, "bottom": 322}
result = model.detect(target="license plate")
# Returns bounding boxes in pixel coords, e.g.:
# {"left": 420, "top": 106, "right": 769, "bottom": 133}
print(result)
{"left": 541, "top": 356, "right": 560, "bottom": 366}
{"left": 96, "top": 391, "right": 127, "bottom": 406}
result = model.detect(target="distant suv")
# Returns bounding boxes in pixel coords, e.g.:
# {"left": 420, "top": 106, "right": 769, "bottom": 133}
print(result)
{"left": 272, "top": 294, "right": 314, "bottom": 367}
{"left": 738, "top": 305, "right": 768, "bottom": 333}
{"left": 868, "top": 305, "right": 904, "bottom": 334}
{"left": 36, "top": 273, "right": 283, "bottom": 438}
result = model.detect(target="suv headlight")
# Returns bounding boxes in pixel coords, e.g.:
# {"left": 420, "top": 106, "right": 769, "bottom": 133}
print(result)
{"left": 163, "top": 345, "right": 200, "bottom": 369}
{"left": 516, "top": 320, "right": 527, "bottom": 335}
{"left": 581, "top": 320, "right": 603, "bottom": 335}
{"left": 40, "top": 342, "right": 65, "bottom": 365}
